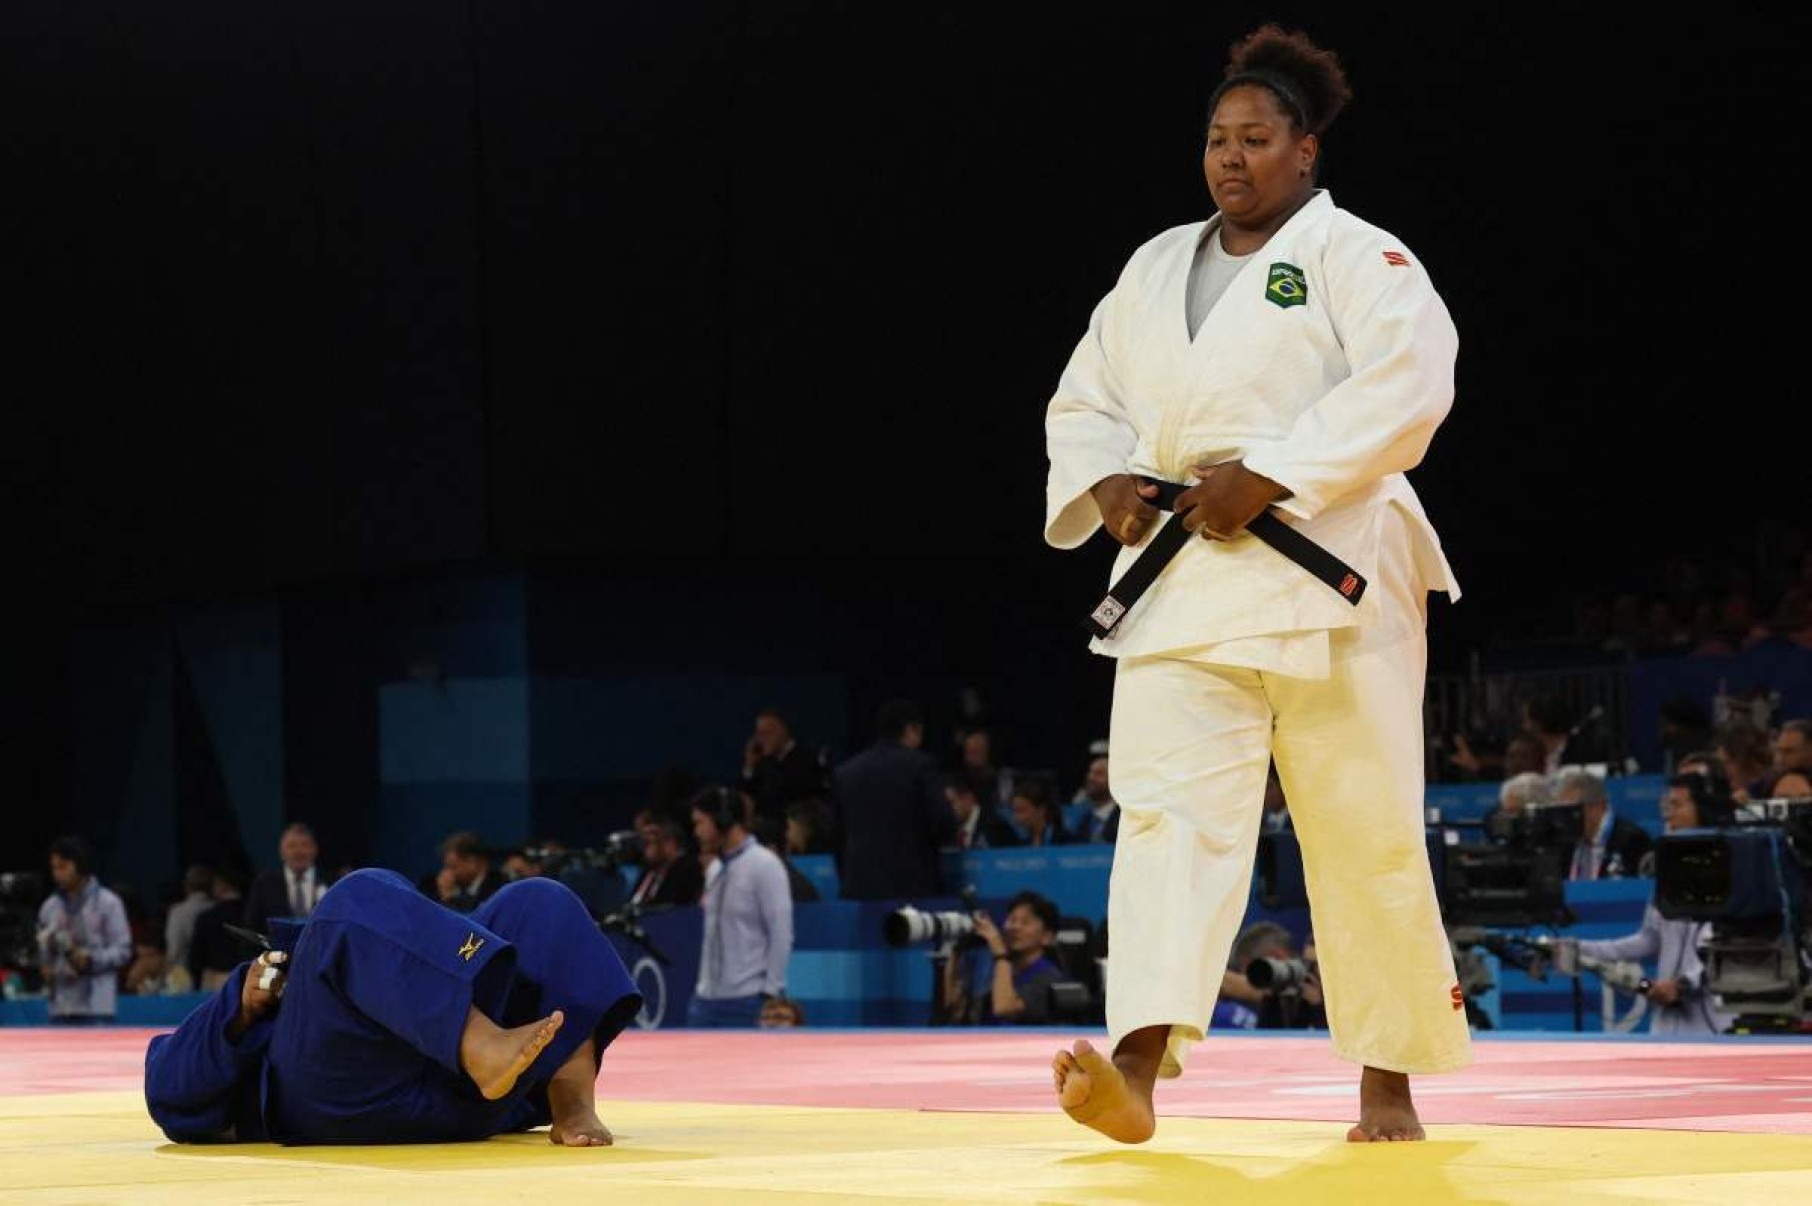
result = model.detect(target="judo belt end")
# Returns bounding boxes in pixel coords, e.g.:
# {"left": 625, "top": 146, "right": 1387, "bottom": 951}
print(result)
{"left": 1088, "top": 595, "right": 1128, "bottom": 639}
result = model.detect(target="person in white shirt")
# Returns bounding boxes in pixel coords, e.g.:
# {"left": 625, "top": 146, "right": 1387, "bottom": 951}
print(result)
{"left": 689, "top": 787, "right": 793, "bottom": 1028}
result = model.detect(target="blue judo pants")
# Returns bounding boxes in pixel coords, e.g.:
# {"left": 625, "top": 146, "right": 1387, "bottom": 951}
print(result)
{"left": 264, "top": 868, "right": 640, "bottom": 1143}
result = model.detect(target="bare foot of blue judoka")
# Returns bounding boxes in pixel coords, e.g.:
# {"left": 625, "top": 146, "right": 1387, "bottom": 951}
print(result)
{"left": 547, "top": 1037, "right": 612, "bottom": 1147}
{"left": 460, "top": 1006, "right": 565, "bottom": 1101}
{"left": 1347, "top": 1066, "right": 1425, "bottom": 1142}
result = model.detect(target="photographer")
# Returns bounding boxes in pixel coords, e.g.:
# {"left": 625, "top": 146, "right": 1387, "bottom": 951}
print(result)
{"left": 940, "top": 891, "right": 1066, "bottom": 1025}
{"left": 35, "top": 836, "right": 132, "bottom": 1024}
{"left": 1576, "top": 773, "right": 1735, "bottom": 1035}
{"left": 1213, "top": 922, "right": 1325, "bottom": 1031}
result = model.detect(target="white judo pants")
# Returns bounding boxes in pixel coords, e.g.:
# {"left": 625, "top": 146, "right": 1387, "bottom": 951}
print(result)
{"left": 1105, "top": 630, "right": 1472, "bottom": 1078}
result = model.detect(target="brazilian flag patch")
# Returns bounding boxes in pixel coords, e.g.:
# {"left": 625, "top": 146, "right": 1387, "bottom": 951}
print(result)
{"left": 1266, "top": 262, "right": 1307, "bottom": 309}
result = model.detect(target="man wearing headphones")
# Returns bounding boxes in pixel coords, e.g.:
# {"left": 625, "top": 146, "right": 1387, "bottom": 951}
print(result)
{"left": 689, "top": 785, "right": 794, "bottom": 1028}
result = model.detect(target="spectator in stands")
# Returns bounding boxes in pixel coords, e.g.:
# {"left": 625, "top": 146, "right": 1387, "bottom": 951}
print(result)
{"left": 739, "top": 708, "right": 828, "bottom": 846}
{"left": 832, "top": 699, "right": 955, "bottom": 900}
{"left": 784, "top": 797, "right": 834, "bottom": 857}
{"left": 958, "top": 726, "right": 1016, "bottom": 816}
{"left": 941, "top": 890, "right": 1068, "bottom": 1025}
{"left": 759, "top": 996, "right": 806, "bottom": 1028}
{"left": 945, "top": 771, "right": 1022, "bottom": 850}
{"left": 243, "top": 823, "right": 329, "bottom": 932}
{"left": 1578, "top": 774, "right": 1735, "bottom": 1035}
{"left": 1658, "top": 699, "right": 1714, "bottom": 774}
{"left": 627, "top": 818, "right": 704, "bottom": 907}
{"left": 36, "top": 837, "right": 132, "bottom": 1023}
{"left": 1772, "top": 718, "right": 1811, "bottom": 779}
{"left": 1009, "top": 776, "right": 1071, "bottom": 847}
{"left": 435, "top": 831, "right": 500, "bottom": 913}
{"left": 1557, "top": 768, "right": 1650, "bottom": 880}
{"left": 1071, "top": 757, "right": 1121, "bottom": 844}
{"left": 1481, "top": 771, "right": 1551, "bottom": 843}
{"left": 1444, "top": 729, "right": 1545, "bottom": 783}
{"left": 1523, "top": 694, "right": 1610, "bottom": 773}
{"left": 163, "top": 865, "right": 214, "bottom": 989}
{"left": 1260, "top": 763, "right": 1292, "bottom": 836}
{"left": 125, "top": 933, "right": 169, "bottom": 996}
{"left": 690, "top": 786, "right": 793, "bottom": 1028}
{"left": 189, "top": 867, "right": 249, "bottom": 991}
{"left": 1715, "top": 720, "right": 1774, "bottom": 800}
{"left": 1766, "top": 768, "right": 1812, "bottom": 800}
{"left": 1502, "top": 733, "right": 1547, "bottom": 778}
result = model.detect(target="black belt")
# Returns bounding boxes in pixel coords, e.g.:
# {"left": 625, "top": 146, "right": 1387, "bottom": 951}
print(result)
{"left": 1086, "top": 478, "right": 1366, "bottom": 639}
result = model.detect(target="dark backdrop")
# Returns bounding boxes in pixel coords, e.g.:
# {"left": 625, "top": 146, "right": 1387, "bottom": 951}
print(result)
{"left": 5, "top": 2, "right": 1798, "bottom": 858}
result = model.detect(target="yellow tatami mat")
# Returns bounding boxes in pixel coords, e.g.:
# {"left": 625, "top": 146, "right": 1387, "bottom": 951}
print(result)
{"left": 5, "top": 1091, "right": 1811, "bottom": 1205}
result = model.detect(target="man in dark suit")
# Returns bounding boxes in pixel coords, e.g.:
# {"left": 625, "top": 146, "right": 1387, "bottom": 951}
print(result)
{"left": 243, "top": 823, "right": 331, "bottom": 933}
{"left": 627, "top": 818, "right": 704, "bottom": 907}
{"left": 832, "top": 699, "right": 955, "bottom": 900}
{"left": 739, "top": 708, "right": 828, "bottom": 845}
{"left": 945, "top": 772, "right": 1021, "bottom": 850}
{"left": 434, "top": 831, "right": 503, "bottom": 913}
{"left": 1555, "top": 768, "right": 1652, "bottom": 880}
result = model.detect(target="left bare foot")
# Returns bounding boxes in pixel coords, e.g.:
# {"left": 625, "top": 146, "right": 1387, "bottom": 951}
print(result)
{"left": 1347, "top": 1065, "right": 1424, "bottom": 1142}
{"left": 549, "top": 1107, "right": 612, "bottom": 1147}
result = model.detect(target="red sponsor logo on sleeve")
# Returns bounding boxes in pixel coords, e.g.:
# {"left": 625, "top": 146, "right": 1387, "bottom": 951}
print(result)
{"left": 1450, "top": 983, "right": 1465, "bottom": 1011}
{"left": 1383, "top": 250, "right": 1411, "bottom": 267}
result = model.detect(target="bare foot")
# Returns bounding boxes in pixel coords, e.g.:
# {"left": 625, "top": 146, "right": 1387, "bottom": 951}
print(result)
{"left": 546, "top": 1037, "right": 609, "bottom": 1146}
{"left": 549, "top": 1108, "right": 613, "bottom": 1147}
{"left": 460, "top": 1007, "right": 565, "bottom": 1101}
{"left": 1347, "top": 1066, "right": 1425, "bottom": 1142}
{"left": 1051, "top": 1038, "right": 1156, "bottom": 1144}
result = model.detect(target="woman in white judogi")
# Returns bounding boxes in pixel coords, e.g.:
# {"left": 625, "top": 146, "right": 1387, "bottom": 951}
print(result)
{"left": 1045, "top": 26, "right": 1471, "bottom": 1143}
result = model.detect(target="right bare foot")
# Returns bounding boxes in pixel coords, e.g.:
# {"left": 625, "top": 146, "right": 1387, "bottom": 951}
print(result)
{"left": 461, "top": 1008, "right": 565, "bottom": 1101}
{"left": 1051, "top": 1039, "right": 1156, "bottom": 1144}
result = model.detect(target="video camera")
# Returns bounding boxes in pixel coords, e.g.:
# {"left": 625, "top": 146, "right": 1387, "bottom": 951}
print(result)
{"left": 1431, "top": 801, "right": 1581, "bottom": 929}
{"left": 523, "top": 831, "right": 641, "bottom": 918}
{"left": 1653, "top": 796, "right": 1812, "bottom": 1031}
{"left": 0, "top": 872, "right": 46, "bottom": 992}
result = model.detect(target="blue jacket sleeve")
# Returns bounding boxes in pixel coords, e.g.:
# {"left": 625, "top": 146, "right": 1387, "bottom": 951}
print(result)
{"left": 143, "top": 962, "right": 272, "bottom": 1142}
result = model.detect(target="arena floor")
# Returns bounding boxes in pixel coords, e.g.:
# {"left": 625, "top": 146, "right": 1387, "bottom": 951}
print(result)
{"left": 5, "top": 1028, "right": 1811, "bottom": 1204}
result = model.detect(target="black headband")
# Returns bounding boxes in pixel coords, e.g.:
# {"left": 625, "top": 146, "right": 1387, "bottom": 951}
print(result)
{"left": 1211, "top": 69, "right": 1311, "bottom": 132}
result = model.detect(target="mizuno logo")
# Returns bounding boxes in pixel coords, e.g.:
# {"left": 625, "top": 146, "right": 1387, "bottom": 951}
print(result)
{"left": 1382, "top": 250, "right": 1410, "bottom": 267}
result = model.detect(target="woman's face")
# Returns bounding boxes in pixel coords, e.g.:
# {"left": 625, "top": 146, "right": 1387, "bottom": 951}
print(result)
{"left": 1204, "top": 85, "right": 1315, "bottom": 229}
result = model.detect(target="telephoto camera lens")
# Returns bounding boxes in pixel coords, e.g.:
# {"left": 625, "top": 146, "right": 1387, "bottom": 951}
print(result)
{"left": 1246, "top": 955, "right": 1310, "bottom": 992}
{"left": 883, "top": 905, "right": 977, "bottom": 947}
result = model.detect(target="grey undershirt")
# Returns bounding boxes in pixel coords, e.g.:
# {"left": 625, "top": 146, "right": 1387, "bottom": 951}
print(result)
{"left": 1186, "top": 227, "right": 1255, "bottom": 340}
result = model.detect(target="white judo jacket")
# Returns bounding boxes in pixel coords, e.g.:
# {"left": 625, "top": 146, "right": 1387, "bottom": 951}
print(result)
{"left": 1045, "top": 191, "right": 1460, "bottom": 661}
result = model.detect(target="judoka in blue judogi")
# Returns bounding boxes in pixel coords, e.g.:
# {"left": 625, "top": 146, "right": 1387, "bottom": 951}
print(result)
{"left": 145, "top": 868, "right": 642, "bottom": 1145}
